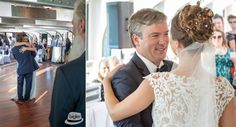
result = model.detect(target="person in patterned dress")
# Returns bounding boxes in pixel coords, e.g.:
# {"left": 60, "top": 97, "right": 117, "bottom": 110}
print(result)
{"left": 211, "top": 29, "right": 234, "bottom": 84}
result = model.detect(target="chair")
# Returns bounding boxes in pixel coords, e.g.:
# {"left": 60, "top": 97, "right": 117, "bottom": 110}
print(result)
{"left": 0, "top": 50, "right": 4, "bottom": 64}
{"left": 3, "top": 49, "right": 11, "bottom": 63}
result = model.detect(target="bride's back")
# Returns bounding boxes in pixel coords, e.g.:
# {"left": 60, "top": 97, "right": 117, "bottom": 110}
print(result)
{"left": 146, "top": 72, "right": 234, "bottom": 127}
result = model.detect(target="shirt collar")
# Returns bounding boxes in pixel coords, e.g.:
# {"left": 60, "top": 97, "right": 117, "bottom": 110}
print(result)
{"left": 136, "top": 51, "right": 164, "bottom": 73}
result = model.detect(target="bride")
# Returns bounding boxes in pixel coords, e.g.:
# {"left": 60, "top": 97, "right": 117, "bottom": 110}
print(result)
{"left": 102, "top": 2, "right": 236, "bottom": 127}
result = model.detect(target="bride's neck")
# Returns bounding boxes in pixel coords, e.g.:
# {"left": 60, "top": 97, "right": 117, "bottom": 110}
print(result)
{"left": 172, "top": 55, "right": 198, "bottom": 77}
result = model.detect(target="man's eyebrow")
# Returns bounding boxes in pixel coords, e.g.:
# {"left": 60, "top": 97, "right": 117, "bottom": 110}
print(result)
{"left": 149, "top": 30, "right": 169, "bottom": 35}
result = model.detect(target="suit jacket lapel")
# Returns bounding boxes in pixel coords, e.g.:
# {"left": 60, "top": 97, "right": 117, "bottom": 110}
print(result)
{"left": 131, "top": 52, "right": 150, "bottom": 76}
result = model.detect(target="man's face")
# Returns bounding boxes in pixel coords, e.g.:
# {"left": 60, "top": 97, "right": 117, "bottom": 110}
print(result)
{"left": 213, "top": 18, "right": 224, "bottom": 31}
{"left": 134, "top": 22, "right": 169, "bottom": 65}
{"left": 229, "top": 18, "right": 236, "bottom": 30}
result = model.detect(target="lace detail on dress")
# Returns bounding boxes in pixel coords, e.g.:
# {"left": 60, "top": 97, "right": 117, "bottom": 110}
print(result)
{"left": 144, "top": 73, "right": 235, "bottom": 127}
{"left": 215, "top": 77, "right": 235, "bottom": 120}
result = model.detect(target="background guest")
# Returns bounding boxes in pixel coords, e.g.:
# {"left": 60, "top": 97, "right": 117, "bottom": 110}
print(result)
{"left": 211, "top": 30, "right": 234, "bottom": 85}
{"left": 108, "top": 56, "right": 120, "bottom": 71}
{"left": 226, "top": 14, "right": 236, "bottom": 51}
{"left": 213, "top": 13, "right": 224, "bottom": 32}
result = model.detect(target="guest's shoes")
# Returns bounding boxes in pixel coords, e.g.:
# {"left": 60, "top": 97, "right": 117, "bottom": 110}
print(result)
{"left": 11, "top": 98, "right": 24, "bottom": 105}
{"left": 10, "top": 98, "right": 16, "bottom": 101}
{"left": 12, "top": 98, "right": 36, "bottom": 105}
{"left": 15, "top": 100, "right": 25, "bottom": 105}
{"left": 25, "top": 98, "right": 36, "bottom": 104}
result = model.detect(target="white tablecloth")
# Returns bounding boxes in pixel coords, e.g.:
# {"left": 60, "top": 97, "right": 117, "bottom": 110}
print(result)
{"left": 51, "top": 47, "right": 64, "bottom": 63}
{"left": 86, "top": 102, "right": 114, "bottom": 127}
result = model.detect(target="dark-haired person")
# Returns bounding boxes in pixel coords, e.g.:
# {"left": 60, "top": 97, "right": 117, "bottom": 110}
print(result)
{"left": 226, "top": 14, "right": 236, "bottom": 51}
{"left": 213, "top": 14, "right": 224, "bottom": 32}
{"left": 11, "top": 32, "right": 39, "bottom": 104}
{"left": 211, "top": 30, "right": 234, "bottom": 86}
{"left": 110, "top": 8, "right": 173, "bottom": 127}
{"left": 102, "top": 2, "right": 236, "bottom": 127}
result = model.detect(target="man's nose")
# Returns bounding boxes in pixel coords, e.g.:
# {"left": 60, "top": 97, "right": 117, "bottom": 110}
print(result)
{"left": 159, "top": 36, "right": 166, "bottom": 44}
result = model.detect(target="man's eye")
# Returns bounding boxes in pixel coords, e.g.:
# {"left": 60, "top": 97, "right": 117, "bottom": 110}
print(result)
{"left": 152, "top": 35, "right": 159, "bottom": 37}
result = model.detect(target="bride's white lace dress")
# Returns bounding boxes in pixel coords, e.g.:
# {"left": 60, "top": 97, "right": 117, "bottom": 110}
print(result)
{"left": 145, "top": 72, "right": 235, "bottom": 127}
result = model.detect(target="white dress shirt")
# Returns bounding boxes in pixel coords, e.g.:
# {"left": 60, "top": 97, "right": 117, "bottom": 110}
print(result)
{"left": 136, "top": 51, "right": 164, "bottom": 73}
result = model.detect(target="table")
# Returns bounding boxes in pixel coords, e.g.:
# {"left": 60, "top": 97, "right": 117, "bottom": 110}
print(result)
{"left": 51, "top": 46, "right": 65, "bottom": 63}
{"left": 86, "top": 102, "right": 114, "bottom": 127}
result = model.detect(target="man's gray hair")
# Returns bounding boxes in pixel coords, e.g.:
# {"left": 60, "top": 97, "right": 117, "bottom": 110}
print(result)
{"left": 128, "top": 8, "right": 166, "bottom": 45}
{"left": 74, "top": 0, "right": 85, "bottom": 20}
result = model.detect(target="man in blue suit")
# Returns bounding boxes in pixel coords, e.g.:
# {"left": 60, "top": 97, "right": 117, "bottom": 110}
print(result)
{"left": 111, "top": 9, "right": 173, "bottom": 127}
{"left": 49, "top": 0, "right": 85, "bottom": 126}
{"left": 12, "top": 32, "right": 39, "bottom": 104}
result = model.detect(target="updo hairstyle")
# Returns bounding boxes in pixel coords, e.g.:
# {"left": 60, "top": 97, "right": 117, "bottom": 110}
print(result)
{"left": 171, "top": 2, "right": 214, "bottom": 47}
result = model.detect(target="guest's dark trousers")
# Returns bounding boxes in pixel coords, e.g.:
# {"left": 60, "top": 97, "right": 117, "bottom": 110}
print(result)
{"left": 17, "top": 72, "right": 33, "bottom": 100}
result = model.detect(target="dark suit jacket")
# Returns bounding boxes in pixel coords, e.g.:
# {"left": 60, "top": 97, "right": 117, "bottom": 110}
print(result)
{"left": 49, "top": 52, "right": 85, "bottom": 127}
{"left": 12, "top": 45, "right": 39, "bottom": 75}
{"left": 112, "top": 52, "right": 173, "bottom": 127}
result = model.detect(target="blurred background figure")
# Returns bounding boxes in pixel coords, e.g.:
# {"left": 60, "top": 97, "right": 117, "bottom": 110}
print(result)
{"left": 91, "top": 58, "right": 110, "bottom": 101}
{"left": 31, "top": 36, "right": 42, "bottom": 63}
{"left": 213, "top": 14, "right": 224, "bottom": 32}
{"left": 50, "top": 35, "right": 55, "bottom": 46}
{"left": 65, "top": 37, "right": 72, "bottom": 55}
{"left": 108, "top": 56, "right": 120, "bottom": 71}
{"left": 211, "top": 30, "right": 234, "bottom": 85}
{"left": 2, "top": 42, "right": 9, "bottom": 55}
{"left": 226, "top": 14, "right": 236, "bottom": 51}
{"left": 42, "top": 38, "right": 47, "bottom": 62}
{"left": 64, "top": 37, "right": 72, "bottom": 62}
{"left": 98, "top": 58, "right": 110, "bottom": 82}
{"left": 52, "top": 35, "right": 60, "bottom": 47}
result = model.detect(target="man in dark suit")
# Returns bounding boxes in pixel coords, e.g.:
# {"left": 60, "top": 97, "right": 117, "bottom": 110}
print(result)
{"left": 112, "top": 9, "right": 173, "bottom": 127}
{"left": 12, "top": 32, "right": 39, "bottom": 104}
{"left": 49, "top": 0, "right": 85, "bottom": 127}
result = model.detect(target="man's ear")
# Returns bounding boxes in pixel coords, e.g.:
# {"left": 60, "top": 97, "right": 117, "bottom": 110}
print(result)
{"left": 79, "top": 18, "right": 85, "bottom": 34}
{"left": 176, "top": 41, "right": 184, "bottom": 49}
{"left": 131, "top": 34, "right": 141, "bottom": 47}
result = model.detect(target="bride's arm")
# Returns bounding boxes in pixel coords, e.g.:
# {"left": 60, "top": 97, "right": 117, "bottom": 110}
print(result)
{"left": 219, "top": 97, "right": 236, "bottom": 127}
{"left": 102, "top": 65, "right": 154, "bottom": 121}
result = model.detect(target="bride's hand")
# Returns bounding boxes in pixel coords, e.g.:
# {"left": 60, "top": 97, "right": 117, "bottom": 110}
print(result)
{"left": 103, "top": 64, "right": 124, "bottom": 84}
